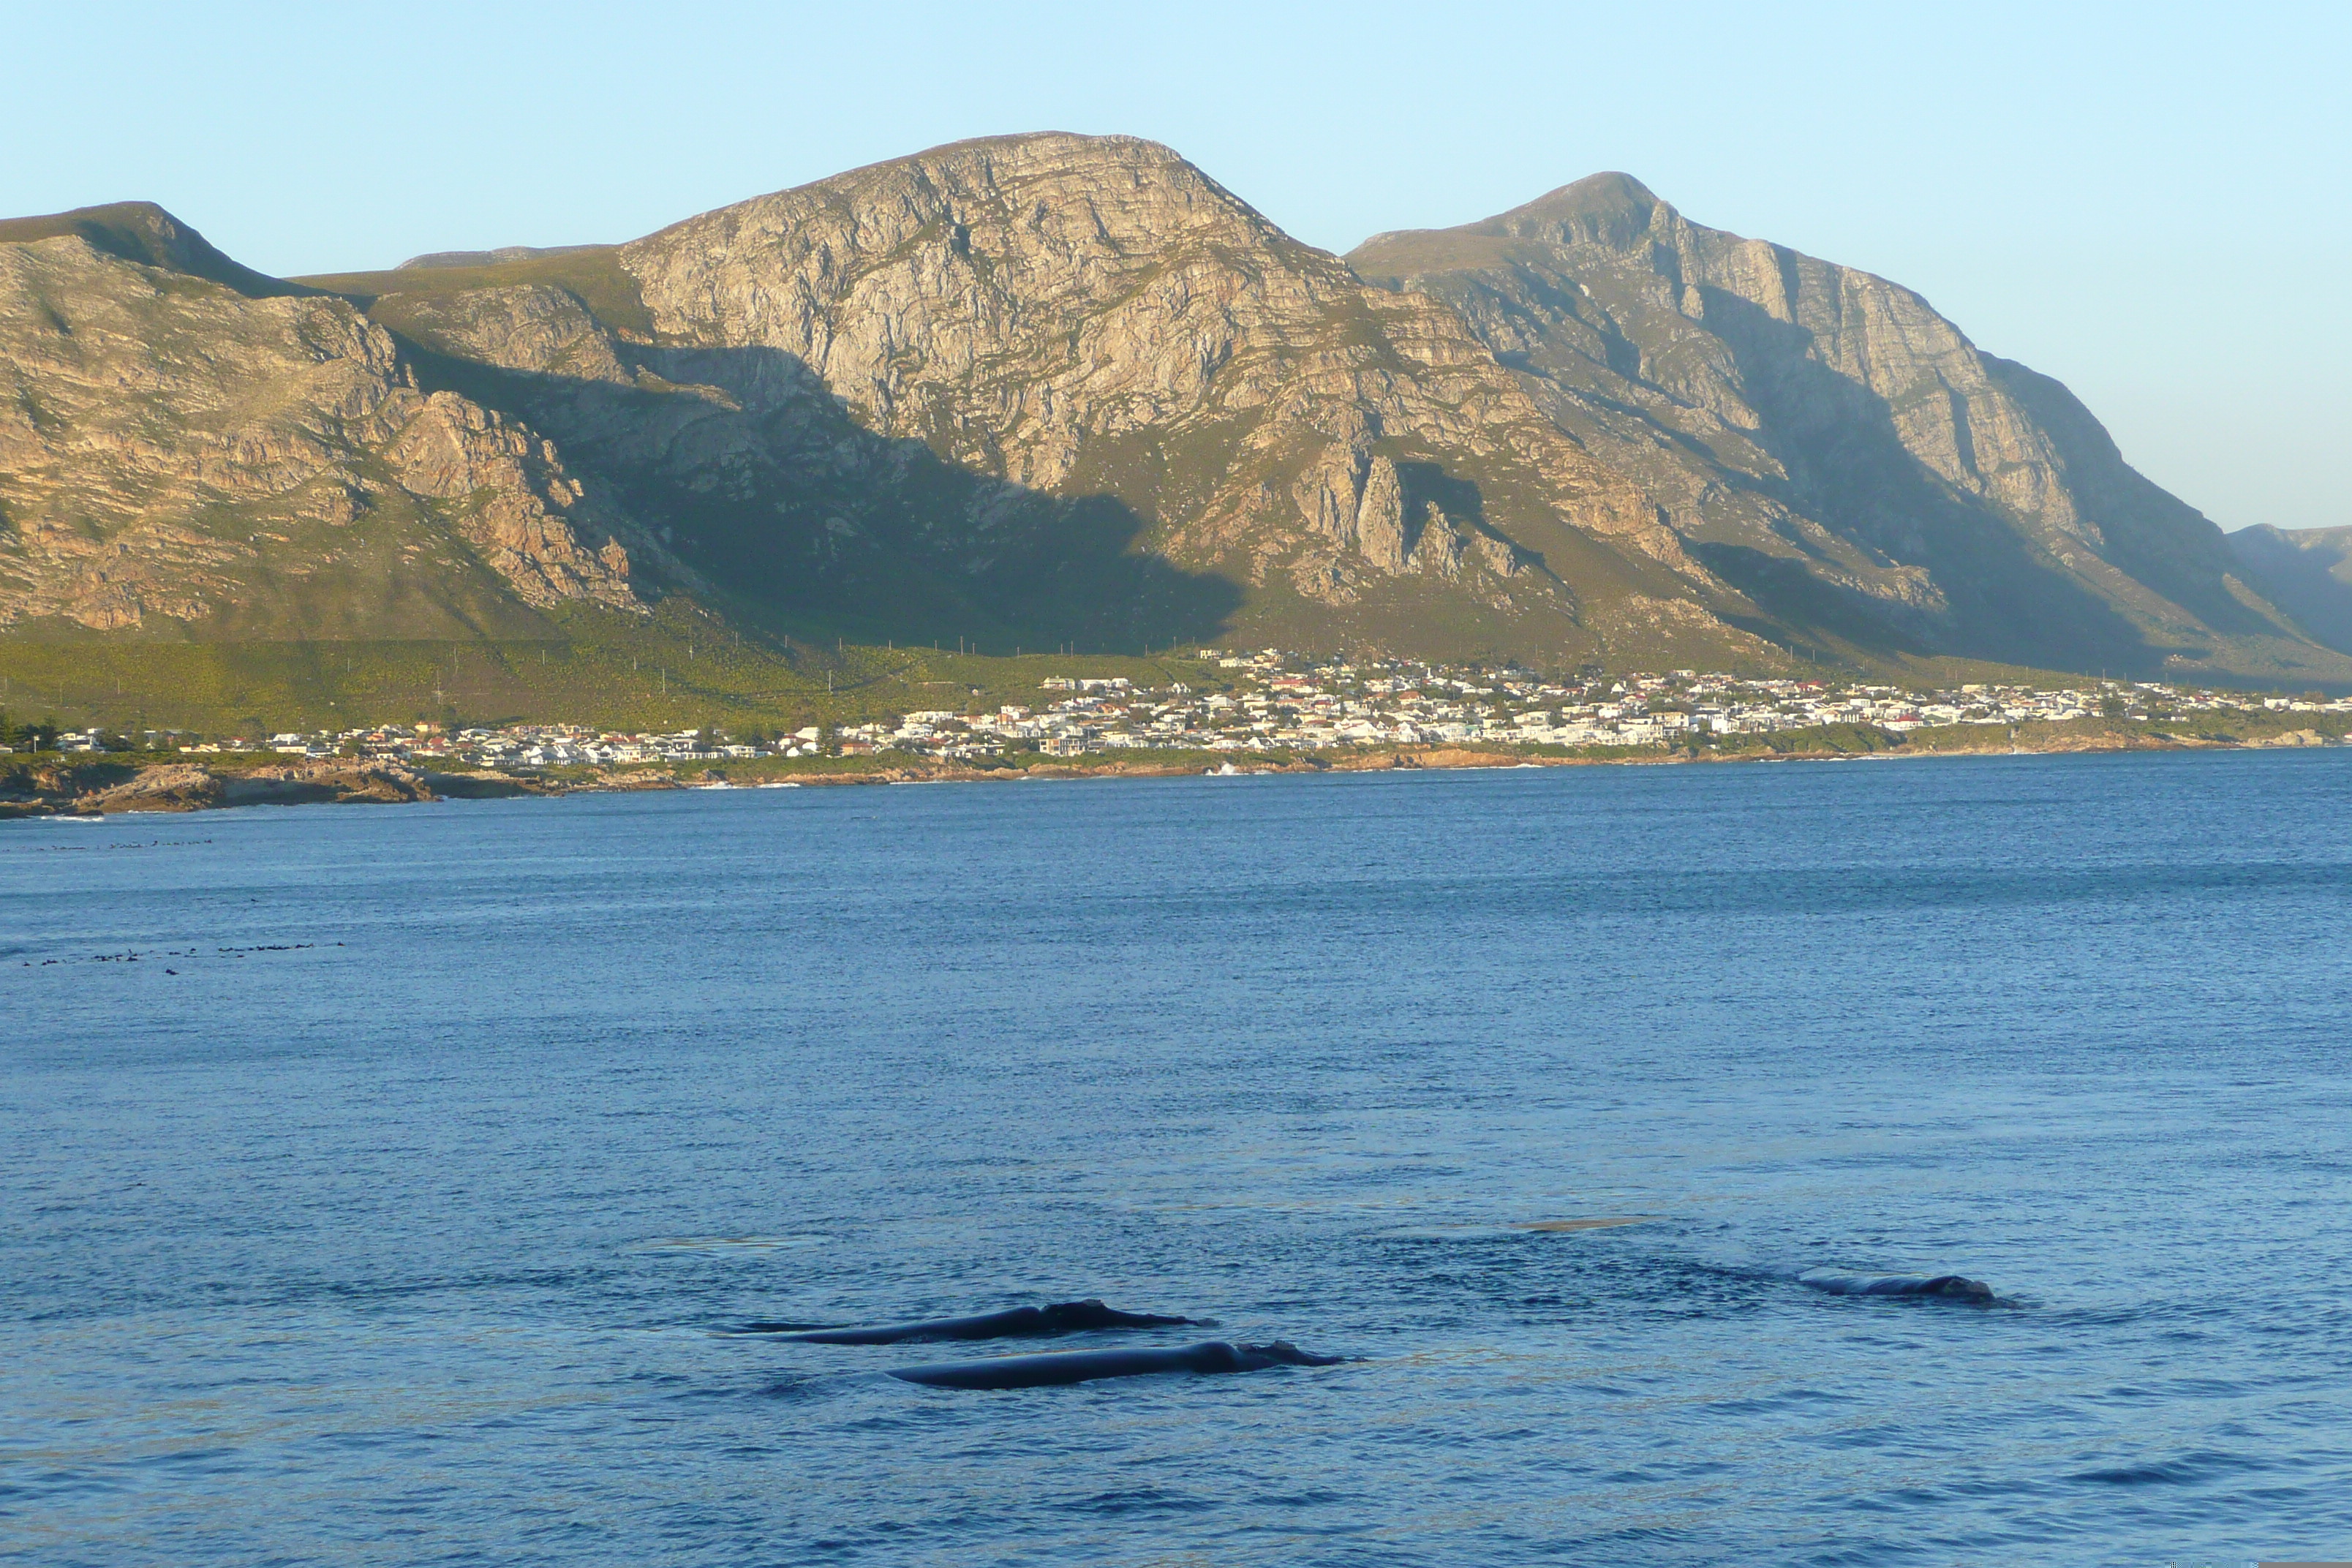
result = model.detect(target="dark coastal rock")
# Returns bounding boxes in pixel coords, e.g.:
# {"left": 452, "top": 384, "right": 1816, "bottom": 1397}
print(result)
{"left": 219, "top": 760, "right": 438, "bottom": 807}
{"left": 72, "top": 762, "right": 227, "bottom": 813}
{"left": 418, "top": 769, "right": 532, "bottom": 799}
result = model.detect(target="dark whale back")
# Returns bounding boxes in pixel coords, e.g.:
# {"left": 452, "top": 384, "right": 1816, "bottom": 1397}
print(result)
{"left": 1798, "top": 1270, "right": 1996, "bottom": 1303}
{"left": 889, "top": 1338, "right": 1347, "bottom": 1390}
{"left": 749, "top": 1298, "right": 1202, "bottom": 1345}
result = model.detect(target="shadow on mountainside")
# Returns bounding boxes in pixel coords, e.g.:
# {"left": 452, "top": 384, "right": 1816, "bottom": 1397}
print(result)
{"left": 1687, "top": 542, "right": 1933, "bottom": 660}
{"left": 1979, "top": 356, "right": 2286, "bottom": 641}
{"left": 1393, "top": 461, "right": 1490, "bottom": 535}
{"left": 1389, "top": 255, "right": 2216, "bottom": 674}
{"left": 394, "top": 333, "right": 1243, "bottom": 655}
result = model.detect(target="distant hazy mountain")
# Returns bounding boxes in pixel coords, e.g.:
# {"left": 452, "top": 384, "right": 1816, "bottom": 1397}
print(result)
{"left": 4, "top": 143, "right": 2344, "bottom": 682}
{"left": 397, "top": 244, "right": 603, "bottom": 271}
{"left": 2227, "top": 525, "right": 2352, "bottom": 656}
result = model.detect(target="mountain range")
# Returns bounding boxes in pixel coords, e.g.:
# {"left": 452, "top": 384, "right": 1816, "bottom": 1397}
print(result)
{"left": 5, "top": 133, "right": 2347, "bottom": 683}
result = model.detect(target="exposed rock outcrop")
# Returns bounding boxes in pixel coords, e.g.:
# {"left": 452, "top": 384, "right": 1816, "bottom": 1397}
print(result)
{"left": 0, "top": 226, "right": 647, "bottom": 632}
{"left": 218, "top": 758, "right": 440, "bottom": 806}
{"left": 71, "top": 762, "right": 227, "bottom": 813}
{"left": 382, "top": 391, "right": 639, "bottom": 609}
{"left": 0, "top": 756, "right": 463, "bottom": 815}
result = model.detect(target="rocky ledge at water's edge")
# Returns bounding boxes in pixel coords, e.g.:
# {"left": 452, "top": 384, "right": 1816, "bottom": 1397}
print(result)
{"left": 0, "top": 757, "right": 538, "bottom": 816}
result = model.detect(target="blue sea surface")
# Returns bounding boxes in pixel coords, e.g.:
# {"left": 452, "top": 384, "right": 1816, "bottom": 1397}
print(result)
{"left": 4, "top": 749, "right": 2351, "bottom": 1566}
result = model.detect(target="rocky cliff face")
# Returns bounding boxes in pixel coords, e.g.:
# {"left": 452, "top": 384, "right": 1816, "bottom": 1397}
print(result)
{"left": 0, "top": 225, "right": 648, "bottom": 633}
{"left": 372, "top": 134, "right": 1752, "bottom": 662}
{"left": 1349, "top": 174, "right": 2331, "bottom": 679}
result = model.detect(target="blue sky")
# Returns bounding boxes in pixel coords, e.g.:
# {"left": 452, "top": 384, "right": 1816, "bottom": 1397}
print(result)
{"left": 4, "top": 1, "right": 2345, "bottom": 532}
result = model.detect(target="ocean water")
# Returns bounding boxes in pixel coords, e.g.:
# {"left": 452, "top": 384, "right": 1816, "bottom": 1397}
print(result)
{"left": 4, "top": 750, "right": 2351, "bottom": 1567}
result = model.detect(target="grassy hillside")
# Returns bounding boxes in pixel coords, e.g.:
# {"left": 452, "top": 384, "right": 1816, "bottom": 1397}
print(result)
{"left": 0, "top": 605, "right": 1218, "bottom": 739}
{"left": 0, "top": 619, "right": 2211, "bottom": 745}
{"left": 294, "top": 248, "right": 656, "bottom": 337}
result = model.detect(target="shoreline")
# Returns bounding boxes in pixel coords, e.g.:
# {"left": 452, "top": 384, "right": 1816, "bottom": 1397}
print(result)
{"left": 5, "top": 720, "right": 2345, "bottom": 818}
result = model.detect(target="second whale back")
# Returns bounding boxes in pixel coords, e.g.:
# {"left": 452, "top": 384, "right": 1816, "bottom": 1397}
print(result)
{"left": 889, "top": 1339, "right": 1346, "bottom": 1390}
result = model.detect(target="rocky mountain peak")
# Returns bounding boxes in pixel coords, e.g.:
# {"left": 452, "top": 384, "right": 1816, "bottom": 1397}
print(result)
{"left": 613, "top": 126, "right": 1363, "bottom": 489}
{"left": 827, "top": 129, "right": 1218, "bottom": 186}
{"left": 0, "top": 200, "right": 295, "bottom": 298}
{"left": 1480, "top": 171, "right": 1666, "bottom": 248}
{"left": 624, "top": 130, "right": 1286, "bottom": 295}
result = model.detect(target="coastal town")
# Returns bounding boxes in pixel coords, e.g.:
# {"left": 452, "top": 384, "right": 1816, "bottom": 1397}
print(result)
{"left": 26, "top": 651, "right": 2352, "bottom": 769}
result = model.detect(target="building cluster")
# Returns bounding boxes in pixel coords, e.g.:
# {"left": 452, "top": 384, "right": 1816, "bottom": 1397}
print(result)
{"left": 829, "top": 657, "right": 2351, "bottom": 760}
{"left": 31, "top": 652, "right": 2351, "bottom": 764}
{"left": 175, "top": 723, "right": 829, "bottom": 766}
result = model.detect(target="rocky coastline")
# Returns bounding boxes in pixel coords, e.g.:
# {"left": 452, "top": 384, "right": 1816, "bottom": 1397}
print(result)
{"left": 0, "top": 756, "right": 530, "bottom": 817}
